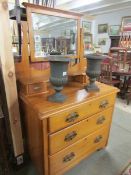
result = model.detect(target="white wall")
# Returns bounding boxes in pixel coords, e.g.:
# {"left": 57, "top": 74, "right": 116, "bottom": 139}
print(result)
{"left": 93, "top": 8, "right": 131, "bottom": 53}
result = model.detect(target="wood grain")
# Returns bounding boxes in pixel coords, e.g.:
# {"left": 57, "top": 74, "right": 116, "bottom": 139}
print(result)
{"left": 24, "top": 3, "right": 82, "bottom": 62}
{"left": 20, "top": 82, "right": 118, "bottom": 119}
{"left": 49, "top": 125, "right": 110, "bottom": 175}
{"left": 0, "top": 0, "right": 23, "bottom": 156}
{"left": 20, "top": 82, "right": 118, "bottom": 175}
{"left": 48, "top": 93, "right": 115, "bottom": 133}
{"left": 49, "top": 107, "right": 113, "bottom": 155}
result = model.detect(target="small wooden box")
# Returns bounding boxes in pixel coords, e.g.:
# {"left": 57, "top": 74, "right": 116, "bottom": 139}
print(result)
{"left": 18, "top": 76, "right": 49, "bottom": 96}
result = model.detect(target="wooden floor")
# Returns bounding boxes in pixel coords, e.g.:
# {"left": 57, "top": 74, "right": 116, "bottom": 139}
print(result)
{"left": 11, "top": 99, "right": 131, "bottom": 175}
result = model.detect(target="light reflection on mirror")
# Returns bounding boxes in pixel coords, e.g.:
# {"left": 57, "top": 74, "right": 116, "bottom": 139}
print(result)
{"left": 31, "top": 13, "right": 77, "bottom": 58}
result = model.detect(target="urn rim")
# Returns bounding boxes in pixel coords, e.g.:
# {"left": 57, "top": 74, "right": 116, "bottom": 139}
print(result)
{"left": 84, "top": 53, "right": 107, "bottom": 60}
{"left": 48, "top": 55, "right": 70, "bottom": 62}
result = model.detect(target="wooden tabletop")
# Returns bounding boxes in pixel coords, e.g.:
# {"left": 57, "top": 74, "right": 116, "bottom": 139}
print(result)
{"left": 20, "top": 82, "right": 119, "bottom": 119}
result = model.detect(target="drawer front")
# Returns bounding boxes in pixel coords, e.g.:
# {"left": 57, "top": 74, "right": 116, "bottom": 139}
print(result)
{"left": 49, "top": 107, "right": 113, "bottom": 155}
{"left": 49, "top": 125, "right": 109, "bottom": 175}
{"left": 48, "top": 93, "right": 116, "bottom": 133}
{"left": 28, "top": 83, "right": 47, "bottom": 95}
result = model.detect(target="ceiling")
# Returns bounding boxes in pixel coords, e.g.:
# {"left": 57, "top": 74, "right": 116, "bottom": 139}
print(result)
{"left": 8, "top": 0, "right": 131, "bottom": 16}
{"left": 56, "top": 0, "right": 131, "bottom": 16}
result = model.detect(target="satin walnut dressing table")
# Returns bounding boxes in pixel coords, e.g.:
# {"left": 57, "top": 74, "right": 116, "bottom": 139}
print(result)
{"left": 20, "top": 82, "right": 118, "bottom": 175}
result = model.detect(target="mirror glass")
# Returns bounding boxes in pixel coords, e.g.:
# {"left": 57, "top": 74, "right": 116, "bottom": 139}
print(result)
{"left": 31, "top": 13, "right": 77, "bottom": 58}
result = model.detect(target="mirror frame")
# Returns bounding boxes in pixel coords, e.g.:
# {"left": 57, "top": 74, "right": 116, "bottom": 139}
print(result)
{"left": 23, "top": 3, "right": 82, "bottom": 62}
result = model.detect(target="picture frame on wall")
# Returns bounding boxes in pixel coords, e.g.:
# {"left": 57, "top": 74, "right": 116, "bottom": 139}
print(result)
{"left": 82, "top": 21, "right": 92, "bottom": 33}
{"left": 109, "top": 25, "right": 120, "bottom": 36}
{"left": 98, "top": 24, "right": 108, "bottom": 34}
{"left": 121, "top": 16, "right": 131, "bottom": 32}
{"left": 98, "top": 38, "right": 107, "bottom": 45}
{"left": 83, "top": 33, "right": 93, "bottom": 51}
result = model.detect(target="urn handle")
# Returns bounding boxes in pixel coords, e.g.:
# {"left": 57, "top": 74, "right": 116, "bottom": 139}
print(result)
{"left": 97, "top": 116, "right": 106, "bottom": 124}
{"left": 94, "top": 135, "right": 103, "bottom": 143}
{"left": 63, "top": 152, "right": 75, "bottom": 163}
{"left": 99, "top": 100, "right": 109, "bottom": 109}
{"left": 64, "top": 131, "right": 77, "bottom": 142}
{"left": 65, "top": 112, "right": 79, "bottom": 123}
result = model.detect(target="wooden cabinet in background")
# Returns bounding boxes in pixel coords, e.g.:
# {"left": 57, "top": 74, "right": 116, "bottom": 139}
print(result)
{"left": 109, "top": 35, "right": 120, "bottom": 48}
{"left": 20, "top": 82, "right": 118, "bottom": 175}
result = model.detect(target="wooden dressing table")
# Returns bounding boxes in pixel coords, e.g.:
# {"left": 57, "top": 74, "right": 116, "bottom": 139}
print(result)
{"left": 10, "top": 3, "right": 119, "bottom": 175}
{"left": 20, "top": 82, "right": 118, "bottom": 175}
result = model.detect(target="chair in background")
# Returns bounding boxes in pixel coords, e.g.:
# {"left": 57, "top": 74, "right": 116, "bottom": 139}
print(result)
{"left": 126, "top": 77, "right": 131, "bottom": 105}
{"left": 125, "top": 62, "right": 131, "bottom": 104}
{"left": 99, "top": 57, "right": 121, "bottom": 87}
{"left": 109, "top": 32, "right": 131, "bottom": 69}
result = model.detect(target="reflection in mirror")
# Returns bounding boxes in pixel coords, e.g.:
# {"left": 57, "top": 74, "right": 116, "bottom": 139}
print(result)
{"left": 31, "top": 13, "right": 77, "bottom": 58}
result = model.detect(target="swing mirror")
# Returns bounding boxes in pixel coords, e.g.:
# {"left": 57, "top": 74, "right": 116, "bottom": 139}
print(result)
{"left": 24, "top": 3, "right": 82, "bottom": 62}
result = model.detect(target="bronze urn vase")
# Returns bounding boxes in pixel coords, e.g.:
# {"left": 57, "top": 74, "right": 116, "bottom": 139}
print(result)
{"left": 48, "top": 55, "right": 70, "bottom": 103}
{"left": 84, "top": 53, "right": 106, "bottom": 92}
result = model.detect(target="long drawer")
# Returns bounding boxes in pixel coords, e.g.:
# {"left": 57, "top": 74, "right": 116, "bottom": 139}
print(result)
{"left": 48, "top": 93, "right": 116, "bottom": 133}
{"left": 49, "top": 107, "right": 113, "bottom": 155}
{"left": 49, "top": 125, "right": 110, "bottom": 175}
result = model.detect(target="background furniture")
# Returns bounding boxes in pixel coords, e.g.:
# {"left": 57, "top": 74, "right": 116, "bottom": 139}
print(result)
{"left": 99, "top": 57, "right": 121, "bottom": 87}
{"left": 126, "top": 77, "right": 131, "bottom": 104}
{"left": 20, "top": 82, "right": 118, "bottom": 175}
{"left": 109, "top": 35, "right": 120, "bottom": 48}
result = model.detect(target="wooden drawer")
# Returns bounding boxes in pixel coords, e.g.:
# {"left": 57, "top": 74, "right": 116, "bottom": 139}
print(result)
{"left": 49, "top": 107, "right": 113, "bottom": 155}
{"left": 20, "top": 82, "right": 48, "bottom": 95}
{"left": 28, "top": 82, "right": 47, "bottom": 95}
{"left": 49, "top": 125, "right": 109, "bottom": 175}
{"left": 48, "top": 93, "right": 116, "bottom": 133}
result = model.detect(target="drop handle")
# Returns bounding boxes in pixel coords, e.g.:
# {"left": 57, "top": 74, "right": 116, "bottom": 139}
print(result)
{"left": 33, "top": 86, "right": 42, "bottom": 91}
{"left": 99, "top": 100, "right": 109, "bottom": 109}
{"left": 94, "top": 135, "right": 103, "bottom": 143}
{"left": 64, "top": 131, "right": 77, "bottom": 142}
{"left": 97, "top": 116, "right": 106, "bottom": 124}
{"left": 63, "top": 152, "right": 75, "bottom": 163}
{"left": 65, "top": 112, "right": 79, "bottom": 123}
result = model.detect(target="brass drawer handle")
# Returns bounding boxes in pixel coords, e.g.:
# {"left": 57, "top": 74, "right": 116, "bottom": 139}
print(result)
{"left": 94, "top": 135, "right": 103, "bottom": 143}
{"left": 97, "top": 116, "right": 106, "bottom": 124}
{"left": 99, "top": 100, "right": 109, "bottom": 109}
{"left": 33, "top": 86, "right": 42, "bottom": 91}
{"left": 65, "top": 112, "right": 79, "bottom": 123}
{"left": 64, "top": 131, "right": 77, "bottom": 142}
{"left": 63, "top": 152, "right": 75, "bottom": 163}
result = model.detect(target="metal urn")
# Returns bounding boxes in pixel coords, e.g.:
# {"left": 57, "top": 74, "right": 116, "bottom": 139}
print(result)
{"left": 84, "top": 53, "right": 106, "bottom": 92}
{"left": 48, "top": 55, "right": 70, "bottom": 103}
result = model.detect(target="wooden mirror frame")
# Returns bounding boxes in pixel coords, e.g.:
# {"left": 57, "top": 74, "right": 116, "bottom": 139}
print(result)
{"left": 23, "top": 3, "right": 83, "bottom": 62}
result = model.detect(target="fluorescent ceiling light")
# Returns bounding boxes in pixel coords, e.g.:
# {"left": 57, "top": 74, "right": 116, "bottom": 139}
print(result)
{"left": 56, "top": 0, "right": 103, "bottom": 9}
{"left": 71, "top": 0, "right": 103, "bottom": 9}
{"left": 56, "top": 0, "right": 72, "bottom": 6}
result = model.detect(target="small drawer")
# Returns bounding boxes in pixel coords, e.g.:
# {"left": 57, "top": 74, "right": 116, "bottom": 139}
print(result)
{"left": 28, "top": 83, "right": 47, "bottom": 95}
{"left": 49, "top": 107, "right": 113, "bottom": 155}
{"left": 49, "top": 125, "right": 109, "bottom": 175}
{"left": 48, "top": 93, "right": 116, "bottom": 133}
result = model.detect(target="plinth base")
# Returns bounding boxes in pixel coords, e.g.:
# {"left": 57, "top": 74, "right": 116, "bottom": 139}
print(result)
{"left": 85, "top": 83, "right": 100, "bottom": 92}
{"left": 48, "top": 92, "right": 67, "bottom": 103}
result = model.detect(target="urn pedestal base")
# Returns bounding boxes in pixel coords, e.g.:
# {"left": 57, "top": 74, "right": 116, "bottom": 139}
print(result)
{"left": 85, "top": 78, "right": 99, "bottom": 92}
{"left": 48, "top": 91, "right": 66, "bottom": 103}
